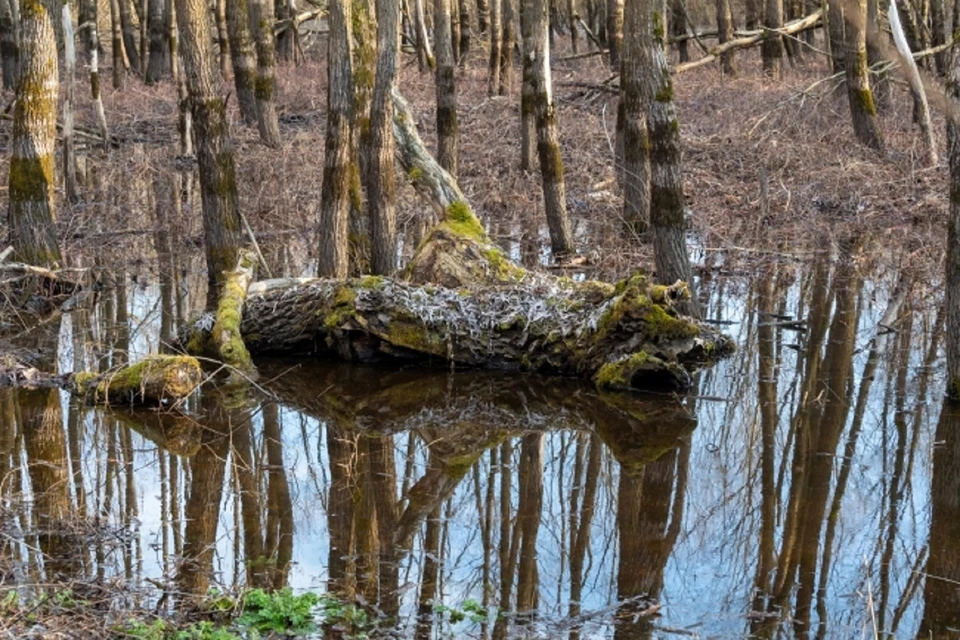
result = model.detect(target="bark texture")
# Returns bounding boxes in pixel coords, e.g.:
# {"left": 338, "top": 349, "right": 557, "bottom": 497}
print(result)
{"left": 619, "top": 0, "right": 650, "bottom": 236}
{"left": 175, "top": 0, "right": 245, "bottom": 291}
{"left": 249, "top": 0, "right": 281, "bottom": 146}
{"left": 435, "top": 0, "right": 460, "bottom": 175}
{"left": 317, "top": 0, "right": 355, "bottom": 277}
{"left": 716, "top": 0, "right": 736, "bottom": 75}
{"left": 762, "top": 0, "right": 783, "bottom": 78}
{"left": 368, "top": 0, "right": 400, "bottom": 274}
{"left": 226, "top": 0, "right": 258, "bottom": 124}
{"left": 523, "top": 0, "right": 575, "bottom": 254}
{"left": 947, "top": 41, "right": 960, "bottom": 399}
{"left": 145, "top": 0, "right": 169, "bottom": 83}
{"left": 0, "top": 0, "right": 18, "bottom": 89}
{"left": 606, "top": 0, "right": 622, "bottom": 69}
{"left": 8, "top": 0, "right": 61, "bottom": 268}
{"left": 841, "top": 0, "right": 883, "bottom": 151}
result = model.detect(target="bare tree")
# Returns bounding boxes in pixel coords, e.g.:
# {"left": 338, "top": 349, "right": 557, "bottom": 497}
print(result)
{"left": 175, "top": 0, "right": 245, "bottom": 292}
{"left": 109, "top": 0, "right": 127, "bottom": 88}
{"left": 436, "top": 0, "right": 459, "bottom": 175}
{"left": 716, "top": 0, "right": 736, "bottom": 75}
{"left": 9, "top": 0, "right": 61, "bottom": 268}
{"left": 249, "top": 0, "right": 281, "bottom": 146}
{"left": 226, "top": 0, "right": 258, "bottom": 124}
{"left": 840, "top": 0, "right": 883, "bottom": 150}
{"left": 368, "top": 0, "right": 400, "bottom": 274}
{"left": 145, "top": 0, "right": 169, "bottom": 83}
{"left": 118, "top": 0, "right": 141, "bottom": 71}
{"left": 0, "top": 0, "right": 17, "bottom": 89}
{"left": 606, "top": 0, "right": 621, "bottom": 68}
{"left": 762, "top": 0, "right": 783, "bottom": 78}
{"left": 488, "top": 0, "right": 502, "bottom": 94}
{"left": 500, "top": 0, "right": 516, "bottom": 93}
{"left": 946, "top": 41, "right": 960, "bottom": 399}
{"left": 523, "top": 0, "right": 574, "bottom": 254}
{"left": 317, "top": 0, "right": 355, "bottom": 277}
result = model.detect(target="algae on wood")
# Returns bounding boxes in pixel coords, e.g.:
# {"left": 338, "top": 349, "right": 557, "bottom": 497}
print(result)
{"left": 75, "top": 355, "right": 203, "bottom": 405}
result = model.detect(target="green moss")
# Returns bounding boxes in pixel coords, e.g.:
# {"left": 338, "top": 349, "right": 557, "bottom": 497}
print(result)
{"left": 652, "top": 11, "right": 665, "bottom": 42}
{"left": 857, "top": 87, "right": 878, "bottom": 116}
{"left": 386, "top": 319, "right": 445, "bottom": 354}
{"left": 91, "top": 356, "right": 202, "bottom": 403}
{"left": 654, "top": 79, "right": 674, "bottom": 103}
{"left": 408, "top": 166, "right": 424, "bottom": 181}
{"left": 483, "top": 246, "right": 525, "bottom": 282}
{"left": 594, "top": 351, "right": 649, "bottom": 389}
{"left": 9, "top": 154, "right": 54, "bottom": 202}
{"left": 359, "top": 275, "right": 386, "bottom": 289}
{"left": 324, "top": 286, "right": 357, "bottom": 330}
{"left": 440, "top": 201, "right": 489, "bottom": 241}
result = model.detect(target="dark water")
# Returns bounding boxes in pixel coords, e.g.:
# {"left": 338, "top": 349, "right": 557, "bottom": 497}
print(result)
{"left": 1, "top": 251, "right": 957, "bottom": 639}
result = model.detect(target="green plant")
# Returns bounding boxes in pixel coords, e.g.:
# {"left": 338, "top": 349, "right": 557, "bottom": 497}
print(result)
{"left": 435, "top": 598, "right": 490, "bottom": 625}
{"left": 173, "top": 620, "right": 242, "bottom": 640}
{"left": 238, "top": 588, "right": 320, "bottom": 635}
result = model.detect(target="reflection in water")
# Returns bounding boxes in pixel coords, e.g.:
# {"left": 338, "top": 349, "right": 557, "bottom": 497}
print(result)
{"left": 1, "top": 248, "right": 956, "bottom": 638}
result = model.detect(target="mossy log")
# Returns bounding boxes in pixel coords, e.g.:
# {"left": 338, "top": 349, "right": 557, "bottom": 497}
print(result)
{"left": 1, "top": 355, "right": 203, "bottom": 405}
{"left": 212, "top": 249, "right": 258, "bottom": 377}
{"left": 73, "top": 356, "right": 203, "bottom": 405}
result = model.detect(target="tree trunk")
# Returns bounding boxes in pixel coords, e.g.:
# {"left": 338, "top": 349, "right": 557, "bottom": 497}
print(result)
{"left": 459, "top": 0, "right": 471, "bottom": 60}
{"left": 317, "top": 0, "right": 355, "bottom": 278}
{"left": 275, "top": 0, "right": 295, "bottom": 61}
{"left": 567, "top": 0, "right": 577, "bottom": 53}
{"left": 488, "top": 0, "right": 502, "bottom": 94}
{"left": 451, "top": 0, "right": 461, "bottom": 61}
{"left": 9, "top": 0, "right": 61, "bottom": 269}
{"left": 520, "top": 0, "right": 537, "bottom": 169}
{"left": 109, "top": 0, "right": 127, "bottom": 89}
{"left": 436, "top": 0, "right": 460, "bottom": 176}
{"left": 0, "top": 0, "right": 18, "bottom": 90}
{"left": 226, "top": 0, "right": 258, "bottom": 124}
{"left": 619, "top": 0, "right": 650, "bottom": 236}
{"left": 930, "top": 0, "right": 946, "bottom": 74}
{"left": 523, "top": 0, "right": 574, "bottom": 255}
{"left": 670, "top": 0, "right": 688, "bottom": 62}
{"left": 841, "top": 0, "right": 883, "bottom": 151}
{"left": 118, "top": 0, "right": 141, "bottom": 71}
{"left": 606, "top": 0, "right": 621, "bottom": 68}
{"left": 889, "top": 0, "right": 935, "bottom": 166}
{"left": 368, "top": 0, "right": 400, "bottom": 275}
{"left": 414, "top": 0, "right": 434, "bottom": 70}
{"left": 747, "top": 0, "right": 763, "bottom": 28}
{"left": 249, "top": 0, "right": 281, "bottom": 146}
{"left": 826, "top": 0, "right": 844, "bottom": 72}
{"left": 145, "top": 0, "right": 169, "bottom": 83}
{"left": 946, "top": 40, "right": 960, "bottom": 399}
{"left": 62, "top": 3, "right": 78, "bottom": 204}
{"left": 500, "top": 0, "right": 516, "bottom": 93}
{"left": 175, "top": 0, "right": 245, "bottom": 292}
{"left": 762, "top": 0, "right": 783, "bottom": 78}
{"left": 716, "top": 0, "right": 736, "bottom": 75}
{"left": 645, "top": 0, "right": 698, "bottom": 316}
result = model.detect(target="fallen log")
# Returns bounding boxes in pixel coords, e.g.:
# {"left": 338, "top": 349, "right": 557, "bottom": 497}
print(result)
{"left": 674, "top": 10, "right": 822, "bottom": 75}
{"left": 0, "top": 355, "right": 204, "bottom": 406}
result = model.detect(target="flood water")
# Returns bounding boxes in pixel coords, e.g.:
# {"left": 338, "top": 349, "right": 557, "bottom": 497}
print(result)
{"left": 2, "top": 247, "right": 957, "bottom": 639}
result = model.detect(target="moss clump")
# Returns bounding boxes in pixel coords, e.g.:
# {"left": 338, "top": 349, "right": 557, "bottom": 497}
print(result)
{"left": 440, "top": 201, "right": 489, "bottom": 241}
{"left": 211, "top": 268, "right": 255, "bottom": 373}
{"left": 386, "top": 319, "right": 445, "bottom": 355}
{"left": 324, "top": 286, "right": 357, "bottom": 330}
{"left": 593, "top": 351, "right": 650, "bottom": 390}
{"left": 86, "top": 356, "right": 203, "bottom": 404}
{"left": 483, "top": 246, "right": 525, "bottom": 282}
{"left": 359, "top": 275, "right": 386, "bottom": 290}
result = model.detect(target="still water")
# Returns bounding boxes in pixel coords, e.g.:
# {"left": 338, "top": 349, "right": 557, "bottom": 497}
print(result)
{"left": 1, "top": 249, "right": 956, "bottom": 639}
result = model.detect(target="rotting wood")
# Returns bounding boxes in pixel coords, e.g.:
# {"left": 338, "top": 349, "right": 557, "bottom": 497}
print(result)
{"left": 0, "top": 355, "right": 203, "bottom": 406}
{"left": 210, "top": 249, "right": 258, "bottom": 377}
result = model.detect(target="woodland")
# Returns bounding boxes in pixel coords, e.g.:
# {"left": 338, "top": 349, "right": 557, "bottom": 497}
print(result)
{"left": 3, "top": 0, "right": 960, "bottom": 634}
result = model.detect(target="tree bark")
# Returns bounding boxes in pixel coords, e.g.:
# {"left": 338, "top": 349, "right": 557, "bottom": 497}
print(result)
{"left": 500, "top": 0, "right": 516, "bottom": 93}
{"left": 317, "top": 0, "right": 355, "bottom": 277}
{"left": 118, "top": 0, "right": 141, "bottom": 72}
{"left": 62, "top": 4, "right": 78, "bottom": 204}
{"left": 436, "top": 0, "right": 460, "bottom": 176}
{"left": 249, "top": 0, "right": 281, "bottom": 146}
{"left": 841, "top": 0, "right": 884, "bottom": 151}
{"left": 0, "top": 0, "right": 18, "bottom": 89}
{"left": 670, "top": 0, "right": 688, "bottom": 62}
{"left": 226, "top": 0, "right": 258, "bottom": 124}
{"left": 606, "top": 0, "right": 622, "bottom": 69}
{"left": 745, "top": 0, "right": 760, "bottom": 29}
{"left": 109, "top": 0, "right": 127, "bottom": 89}
{"left": 946, "top": 40, "right": 960, "bottom": 399}
{"left": 9, "top": 0, "right": 61, "bottom": 268}
{"left": 619, "top": 0, "right": 650, "bottom": 236}
{"left": 368, "top": 0, "right": 400, "bottom": 275}
{"left": 145, "top": 0, "right": 169, "bottom": 82}
{"left": 762, "top": 0, "right": 783, "bottom": 78}
{"left": 488, "top": 0, "right": 502, "bottom": 95}
{"left": 414, "top": 0, "right": 434, "bottom": 70}
{"left": 175, "top": 0, "right": 245, "bottom": 292}
{"left": 523, "top": 0, "right": 574, "bottom": 255}
{"left": 520, "top": 0, "right": 537, "bottom": 169}
{"left": 458, "top": 0, "right": 471, "bottom": 60}
{"left": 826, "top": 0, "right": 844, "bottom": 72}
{"left": 716, "top": 0, "right": 736, "bottom": 75}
